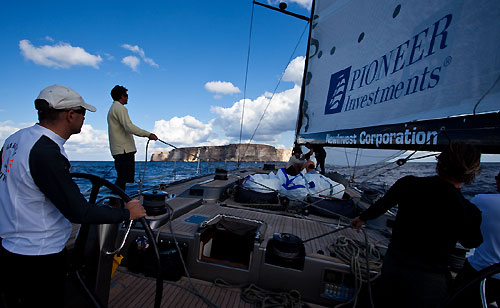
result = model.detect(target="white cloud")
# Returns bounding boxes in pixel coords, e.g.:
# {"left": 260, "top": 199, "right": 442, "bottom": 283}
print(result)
{"left": 104, "top": 53, "right": 115, "bottom": 61}
{"left": 0, "top": 122, "right": 110, "bottom": 160}
{"left": 19, "top": 40, "right": 102, "bottom": 69}
{"left": 121, "top": 44, "right": 158, "bottom": 68}
{"left": 66, "top": 124, "right": 109, "bottom": 152}
{"left": 204, "top": 81, "right": 241, "bottom": 98}
{"left": 282, "top": 56, "right": 304, "bottom": 85}
{"left": 0, "top": 121, "right": 21, "bottom": 146}
{"left": 45, "top": 36, "right": 54, "bottom": 42}
{"left": 211, "top": 84, "right": 301, "bottom": 144}
{"left": 121, "top": 56, "right": 140, "bottom": 72}
{"left": 151, "top": 116, "right": 217, "bottom": 148}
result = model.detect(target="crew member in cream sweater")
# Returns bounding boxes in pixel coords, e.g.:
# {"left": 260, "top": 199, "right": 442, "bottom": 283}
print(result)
{"left": 107, "top": 85, "right": 158, "bottom": 190}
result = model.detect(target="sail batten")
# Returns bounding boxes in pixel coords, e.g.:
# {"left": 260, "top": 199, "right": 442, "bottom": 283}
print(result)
{"left": 298, "top": 0, "right": 500, "bottom": 152}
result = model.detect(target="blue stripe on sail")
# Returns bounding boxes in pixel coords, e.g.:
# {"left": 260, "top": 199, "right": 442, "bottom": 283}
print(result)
{"left": 279, "top": 168, "right": 306, "bottom": 190}
{"left": 281, "top": 183, "right": 306, "bottom": 190}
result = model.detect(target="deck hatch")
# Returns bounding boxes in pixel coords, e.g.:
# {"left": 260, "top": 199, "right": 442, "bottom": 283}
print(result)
{"left": 198, "top": 215, "right": 265, "bottom": 269}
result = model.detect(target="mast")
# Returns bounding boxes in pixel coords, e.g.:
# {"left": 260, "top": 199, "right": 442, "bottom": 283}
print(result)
{"left": 294, "top": 0, "right": 315, "bottom": 143}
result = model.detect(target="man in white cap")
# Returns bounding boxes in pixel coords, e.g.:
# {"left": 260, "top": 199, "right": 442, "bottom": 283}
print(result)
{"left": 0, "top": 85, "right": 146, "bottom": 308}
{"left": 107, "top": 85, "right": 158, "bottom": 191}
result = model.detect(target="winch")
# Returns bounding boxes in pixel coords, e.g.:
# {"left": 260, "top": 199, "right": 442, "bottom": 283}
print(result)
{"left": 265, "top": 232, "right": 305, "bottom": 270}
{"left": 141, "top": 190, "right": 168, "bottom": 216}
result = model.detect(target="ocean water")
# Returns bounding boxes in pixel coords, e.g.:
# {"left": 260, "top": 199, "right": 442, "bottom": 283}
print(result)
{"left": 334, "top": 162, "right": 500, "bottom": 200}
{"left": 70, "top": 161, "right": 276, "bottom": 196}
{"left": 69, "top": 161, "right": 500, "bottom": 200}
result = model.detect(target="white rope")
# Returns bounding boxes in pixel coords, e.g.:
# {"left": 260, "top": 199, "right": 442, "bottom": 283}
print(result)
{"left": 328, "top": 235, "right": 383, "bottom": 308}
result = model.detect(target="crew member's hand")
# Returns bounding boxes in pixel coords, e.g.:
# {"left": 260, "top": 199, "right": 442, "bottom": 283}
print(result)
{"left": 148, "top": 133, "right": 158, "bottom": 141}
{"left": 350, "top": 216, "right": 365, "bottom": 232}
{"left": 125, "top": 199, "right": 147, "bottom": 220}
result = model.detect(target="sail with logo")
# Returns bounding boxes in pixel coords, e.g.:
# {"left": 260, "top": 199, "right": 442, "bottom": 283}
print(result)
{"left": 296, "top": 0, "right": 500, "bottom": 154}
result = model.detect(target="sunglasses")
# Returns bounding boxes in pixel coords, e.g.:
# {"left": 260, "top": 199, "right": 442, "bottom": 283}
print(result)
{"left": 68, "top": 108, "right": 86, "bottom": 116}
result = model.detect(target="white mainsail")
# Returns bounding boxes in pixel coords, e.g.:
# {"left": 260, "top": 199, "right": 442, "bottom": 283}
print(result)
{"left": 297, "top": 0, "right": 500, "bottom": 153}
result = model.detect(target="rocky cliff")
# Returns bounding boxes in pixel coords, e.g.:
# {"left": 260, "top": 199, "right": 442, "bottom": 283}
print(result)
{"left": 151, "top": 144, "right": 291, "bottom": 162}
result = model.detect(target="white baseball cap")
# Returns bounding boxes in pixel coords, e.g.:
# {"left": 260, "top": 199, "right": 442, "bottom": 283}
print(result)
{"left": 36, "top": 84, "right": 96, "bottom": 112}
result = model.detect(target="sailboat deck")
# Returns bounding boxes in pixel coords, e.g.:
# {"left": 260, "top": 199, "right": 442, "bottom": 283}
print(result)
{"left": 108, "top": 271, "right": 253, "bottom": 308}
{"left": 168, "top": 202, "right": 388, "bottom": 256}
{"left": 66, "top": 168, "right": 389, "bottom": 307}
{"left": 108, "top": 269, "right": 327, "bottom": 308}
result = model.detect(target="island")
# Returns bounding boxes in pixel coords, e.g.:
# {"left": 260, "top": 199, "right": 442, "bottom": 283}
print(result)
{"left": 151, "top": 144, "right": 291, "bottom": 162}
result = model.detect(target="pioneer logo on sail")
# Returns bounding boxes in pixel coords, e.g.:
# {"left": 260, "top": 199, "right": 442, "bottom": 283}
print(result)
{"left": 324, "top": 14, "right": 453, "bottom": 115}
{"left": 324, "top": 67, "right": 351, "bottom": 114}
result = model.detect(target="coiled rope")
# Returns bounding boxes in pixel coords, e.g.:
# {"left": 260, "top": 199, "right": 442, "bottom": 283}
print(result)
{"left": 327, "top": 232, "right": 382, "bottom": 308}
{"left": 214, "top": 279, "right": 304, "bottom": 308}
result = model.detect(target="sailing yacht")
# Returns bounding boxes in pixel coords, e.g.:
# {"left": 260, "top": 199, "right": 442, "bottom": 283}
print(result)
{"left": 61, "top": 1, "right": 500, "bottom": 307}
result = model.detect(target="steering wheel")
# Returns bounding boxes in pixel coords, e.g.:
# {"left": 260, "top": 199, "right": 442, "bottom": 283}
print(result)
{"left": 71, "top": 172, "right": 131, "bottom": 204}
{"left": 439, "top": 262, "right": 500, "bottom": 307}
{"left": 70, "top": 172, "right": 163, "bottom": 308}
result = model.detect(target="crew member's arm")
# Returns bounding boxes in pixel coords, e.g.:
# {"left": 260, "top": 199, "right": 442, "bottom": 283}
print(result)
{"left": 350, "top": 176, "right": 407, "bottom": 231}
{"left": 29, "top": 136, "right": 145, "bottom": 224}
{"left": 114, "top": 104, "right": 151, "bottom": 138}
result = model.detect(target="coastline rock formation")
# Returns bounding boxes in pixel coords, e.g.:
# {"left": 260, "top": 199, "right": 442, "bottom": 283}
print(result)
{"left": 151, "top": 144, "right": 291, "bottom": 162}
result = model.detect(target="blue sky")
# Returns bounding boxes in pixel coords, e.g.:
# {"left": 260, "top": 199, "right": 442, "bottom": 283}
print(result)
{"left": 1, "top": 0, "right": 498, "bottom": 163}
{"left": 0, "top": 0, "right": 312, "bottom": 161}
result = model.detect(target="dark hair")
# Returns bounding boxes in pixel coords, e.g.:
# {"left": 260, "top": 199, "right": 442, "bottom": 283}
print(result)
{"left": 436, "top": 142, "right": 481, "bottom": 184}
{"left": 292, "top": 146, "right": 302, "bottom": 155}
{"left": 35, "top": 99, "right": 65, "bottom": 123}
{"left": 111, "top": 85, "right": 128, "bottom": 101}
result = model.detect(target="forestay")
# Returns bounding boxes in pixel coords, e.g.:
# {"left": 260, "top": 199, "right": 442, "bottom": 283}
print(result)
{"left": 297, "top": 0, "right": 500, "bottom": 153}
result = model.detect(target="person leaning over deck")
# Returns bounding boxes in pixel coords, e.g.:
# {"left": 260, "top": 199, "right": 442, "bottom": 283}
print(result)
{"left": 304, "top": 142, "right": 327, "bottom": 175}
{"left": 107, "top": 85, "right": 158, "bottom": 190}
{"left": 452, "top": 171, "right": 500, "bottom": 307}
{"left": 286, "top": 146, "right": 303, "bottom": 168}
{"left": 0, "top": 85, "right": 146, "bottom": 308}
{"left": 350, "top": 142, "right": 483, "bottom": 308}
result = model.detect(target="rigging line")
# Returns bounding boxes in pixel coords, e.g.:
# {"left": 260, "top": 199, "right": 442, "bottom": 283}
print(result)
{"left": 155, "top": 204, "right": 220, "bottom": 308}
{"left": 347, "top": 150, "right": 404, "bottom": 183}
{"left": 473, "top": 73, "right": 500, "bottom": 115}
{"left": 406, "top": 152, "right": 439, "bottom": 161}
{"left": 350, "top": 148, "right": 361, "bottom": 183}
{"left": 139, "top": 139, "right": 151, "bottom": 195}
{"left": 397, "top": 129, "right": 443, "bottom": 164}
{"left": 351, "top": 130, "right": 440, "bottom": 185}
{"left": 157, "top": 139, "right": 201, "bottom": 161}
{"left": 238, "top": 2, "right": 255, "bottom": 166}
{"left": 302, "top": 226, "right": 350, "bottom": 243}
{"left": 344, "top": 148, "right": 351, "bottom": 169}
{"left": 358, "top": 163, "right": 403, "bottom": 186}
{"left": 239, "top": 21, "right": 310, "bottom": 161}
{"left": 237, "top": 174, "right": 358, "bottom": 224}
{"left": 235, "top": 174, "right": 390, "bottom": 234}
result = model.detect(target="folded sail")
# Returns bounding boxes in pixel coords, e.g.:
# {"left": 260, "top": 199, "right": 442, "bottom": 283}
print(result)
{"left": 297, "top": 0, "right": 500, "bottom": 153}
